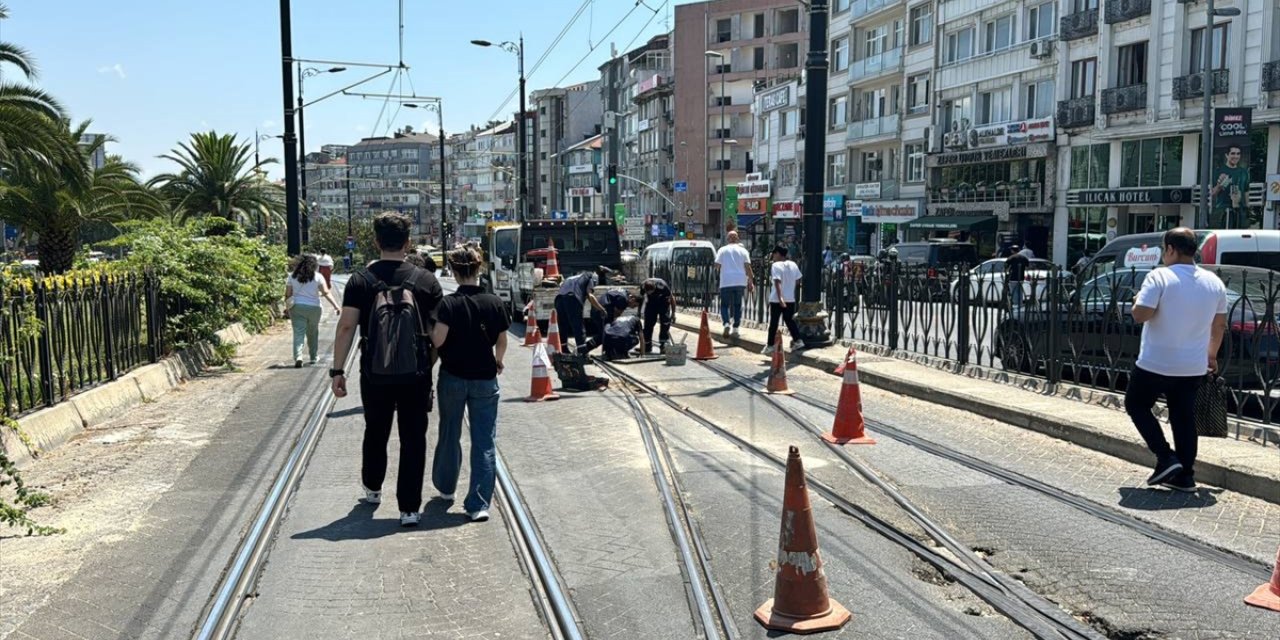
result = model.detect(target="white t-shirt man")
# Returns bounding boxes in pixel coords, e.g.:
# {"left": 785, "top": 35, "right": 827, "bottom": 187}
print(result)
{"left": 715, "top": 243, "right": 751, "bottom": 289}
{"left": 769, "top": 260, "right": 802, "bottom": 304}
{"left": 1134, "top": 264, "right": 1228, "bottom": 377}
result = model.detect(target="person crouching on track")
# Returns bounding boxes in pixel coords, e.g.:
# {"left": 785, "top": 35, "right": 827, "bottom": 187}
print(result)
{"left": 554, "top": 267, "right": 607, "bottom": 353}
{"left": 578, "top": 289, "right": 638, "bottom": 356}
{"left": 640, "top": 277, "right": 675, "bottom": 353}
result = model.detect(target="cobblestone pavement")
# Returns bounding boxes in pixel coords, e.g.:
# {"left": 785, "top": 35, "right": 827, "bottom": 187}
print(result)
{"left": 630, "top": 339, "right": 1280, "bottom": 639}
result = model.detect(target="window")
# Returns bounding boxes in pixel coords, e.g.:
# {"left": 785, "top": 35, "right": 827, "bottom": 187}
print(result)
{"left": 1069, "top": 144, "right": 1110, "bottom": 189}
{"left": 983, "top": 15, "right": 1014, "bottom": 53}
{"left": 946, "top": 27, "right": 975, "bottom": 63}
{"left": 906, "top": 143, "right": 925, "bottom": 182}
{"left": 829, "top": 96, "right": 848, "bottom": 129}
{"left": 859, "top": 88, "right": 888, "bottom": 120}
{"left": 760, "top": 116, "right": 771, "bottom": 141}
{"left": 834, "top": 0, "right": 851, "bottom": 14}
{"left": 1071, "top": 0, "right": 1098, "bottom": 11}
{"left": 942, "top": 96, "right": 972, "bottom": 132}
{"left": 780, "top": 161, "right": 798, "bottom": 186}
{"left": 979, "top": 89, "right": 1013, "bottom": 124}
{"left": 1117, "top": 42, "right": 1147, "bottom": 87}
{"left": 754, "top": 13, "right": 765, "bottom": 38}
{"left": 1120, "top": 137, "right": 1183, "bottom": 187}
{"left": 866, "top": 24, "right": 888, "bottom": 58}
{"left": 907, "top": 74, "right": 930, "bottom": 113}
{"left": 753, "top": 47, "right": 766, "bottom": 70}
{"left": 832, "top": 36, "right": 850, "bottom": 72}
{"left": 1027, "top": 2, "right": 1055, "bottom": 40}
{"left": 1189, "top": 24, "right": 1228, "bottom": 73}
{"left": 910, "top": 5, "right": 932, "bottom": 46}
{"left": 1070, "top": 58, "right": 1097, "bottom": 98}
{"left": 860, "top": 151, "right": 883, "bottom": 182}
{"left": 826, "top": 152, "right": 847, "bottom": 186}
{"left": 782, "top": 110, "right": 798, "bottom": 136}
{"left": 1024, "top": 80, "right": 1054, "bottom": 118}
{"left": 716, "top": 18, "right": 731, "bottom": 43}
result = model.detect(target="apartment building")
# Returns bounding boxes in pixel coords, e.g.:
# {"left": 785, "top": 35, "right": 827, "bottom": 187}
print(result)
{"left": 532, "top": 81, "right": 603, "bottom": 217}
{"left": 748, "top": 78, "right": 802, "bottom": 252}
{"left": 304, "top": 152, "right": 349, "bottom": 220}
{"left": 451, "top": 121, "right": 519, "bottom": 222}
{"left": 563, "top": 134, "right": 605, "bottom": 217}
{"left": 345, "top": 130, "right": 440, "bottom": 238}
{"left": 1054, "top": 0, "right": 1280, "bottom": 266}
{"left": 675, "top": 0, "right": 808, "bottom": 238}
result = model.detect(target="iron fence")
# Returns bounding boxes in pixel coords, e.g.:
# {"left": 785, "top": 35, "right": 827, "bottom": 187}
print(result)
{"left": 0, "top": 273, "right": 167, "bottom": 418}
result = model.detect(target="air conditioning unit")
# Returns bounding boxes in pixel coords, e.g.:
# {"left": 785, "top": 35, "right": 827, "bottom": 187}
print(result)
{"left": 1184, "top": 73, "right": 1205, "bottom": 95}
{"left": 1030, "top": 40, "right": 1053, "bottom": 59}
{"left": 922, "top": 126, "right": 932, "bottom": 149}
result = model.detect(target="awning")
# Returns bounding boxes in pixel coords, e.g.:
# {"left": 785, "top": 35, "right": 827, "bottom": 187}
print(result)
{"left": 736, "top": 214, "right": 764, "bottom": 228}
{"left": 907, "top": 215, "right": 998, "bottom": 231}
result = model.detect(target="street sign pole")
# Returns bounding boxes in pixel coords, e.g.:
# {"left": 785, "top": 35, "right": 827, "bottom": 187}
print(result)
{"left": 795, "top": 0, "right": 832, "bottom": 348}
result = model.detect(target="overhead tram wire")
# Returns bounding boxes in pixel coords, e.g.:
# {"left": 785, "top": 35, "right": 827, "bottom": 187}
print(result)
{"left": 560, "top": 0, "right": 664, "bottom": 126}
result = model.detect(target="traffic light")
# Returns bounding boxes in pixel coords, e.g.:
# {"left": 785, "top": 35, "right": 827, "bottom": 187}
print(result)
{"left": 607, "top": 164, "right": 618, "bottom": 186}
{"left": 677, "top": 222, "right": 686, "bottom": 238}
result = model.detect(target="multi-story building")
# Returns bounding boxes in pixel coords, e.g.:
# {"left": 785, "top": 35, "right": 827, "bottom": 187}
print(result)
{"left": 563, "top": 134, "right": 604, "bottom": 217}
{"left": 532, "top": 81, "right": 603, "bottom": 217}
{"left": 675, "top": 0, "right": 808, "bottom": 239}
{"left": 452, "top": 121, "right": 519, "bottom": 222}
{"left": 78, "top": 133, "right": 107, "bottom": 170}
{"left": 1054, "top": 0, "right": 1280, "bottom": 266}
{"left": 345, "top": 129, "right": 440, "bottom": 240}
{"left": 748, "top": 78, "right": 803, "bottom": 252}
{"left": 304, "top": 152, "right": 349, "bottom": 220}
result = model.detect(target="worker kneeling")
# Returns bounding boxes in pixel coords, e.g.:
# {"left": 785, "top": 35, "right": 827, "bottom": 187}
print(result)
{"left": 578, "top": 289, "right": 641, "bottom": 360}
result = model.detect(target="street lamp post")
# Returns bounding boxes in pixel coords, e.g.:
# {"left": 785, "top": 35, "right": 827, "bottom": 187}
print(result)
{"left": 706, "top": 51, "right": 727, "bottom": 237}
{"left": 297, "top": 64, "right": 346, "bottom": 247}
{"left": 1197, "top": 2, "right": 1241, "bottom": 229}
{"left": 279, "top": 0, "right": 300, "bottom": 255}
{"left": 471, "top": 37, "right": 527, "bottom": 223}
{"left": 408, "top": 101, "right": 449, "bottom": 250}
{"left": 796, "top": 0, "right": 832, "bottom": 347}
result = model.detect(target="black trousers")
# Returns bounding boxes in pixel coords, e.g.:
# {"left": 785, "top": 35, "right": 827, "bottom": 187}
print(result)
{"left": 643, "top": 297, "right": 672, "bottom": 351}
{"left": 554, "top": 294, "right": 585, "bottom": 350}
{"left": 360, "top": 377, "right": 429, "bottom": 513}
{"left": 1124, "top": 366, "right": 1202, "bottom": 475}
{"left": 767, "top": 302, "right": 801, "bottom": 348}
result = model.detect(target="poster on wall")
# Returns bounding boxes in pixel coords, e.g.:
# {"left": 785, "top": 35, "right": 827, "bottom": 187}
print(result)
{"left": 724, "top": 185, "right": 739, "bottom": 229}
{"left": 1211, "top": 108, "right": 1253, "bottom": 229}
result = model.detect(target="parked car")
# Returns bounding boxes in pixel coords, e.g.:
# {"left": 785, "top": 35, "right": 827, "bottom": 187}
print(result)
{"left": 950, "top": 257, "right": 1057, "bottom": 306}
{"left": 889, "top": 240, "right": 980, "bottom": 301}
{"left": 1079, "top": 229, "right": 1280, "bottom": 275}
{"left": 994, "top": 265, "right": 1279, "bottom": 391}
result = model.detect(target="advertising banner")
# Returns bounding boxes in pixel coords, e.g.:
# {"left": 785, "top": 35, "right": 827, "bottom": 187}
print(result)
{"left": 1211, "top": 107, "right": 1253, "bottom": 228}
{"left": 724, "top": 185, "right": 739, "bottom": 228}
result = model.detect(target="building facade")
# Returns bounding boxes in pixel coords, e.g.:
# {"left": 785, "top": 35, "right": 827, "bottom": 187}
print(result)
{"left": 345, "top": 130, "right": 440, "bottom": 239}
{"left": 304, "top": 152, "right": 349, "bottom": 221}
{"left": 563, "top": 134, "right": 604, "bottom": 217}
{"left": 532, "top": 81, "right": 603, "bottom": 217}
{"left": 452, "top": 121, "right": 519, "bottom": 222}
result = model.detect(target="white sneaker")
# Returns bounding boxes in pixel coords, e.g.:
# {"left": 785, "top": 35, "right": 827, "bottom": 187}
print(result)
{"left": 791, "top": 340, "right": 806, "bottom": 352}
{"left": 468, "top": 510, "right": 490, "bottom": 523}
{"left": 731, "top": 327, "right": 741, "bottom": 337}
{"left": 400, "top": 512, "right": 421, "bottom": 527}
{"left": 437, "top": 492, "right": 455, "bottom": 501}
{"left": 362, "top": 486, "right": 381, "bottom": 504}
{"left": 722, "top": 323, "right": 731, "bottom": 337}
{"left": 762, "top": 345, "right": 775, "bottom": 356}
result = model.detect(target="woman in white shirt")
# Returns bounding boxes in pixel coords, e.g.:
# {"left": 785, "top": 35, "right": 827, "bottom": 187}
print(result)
{"left": 286, "top": 254, "right": 341, "bottom": 368}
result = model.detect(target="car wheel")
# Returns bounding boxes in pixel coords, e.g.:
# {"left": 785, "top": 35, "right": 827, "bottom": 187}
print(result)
{"left": 997, "top": 324, "right": 1035, "bottom": 374}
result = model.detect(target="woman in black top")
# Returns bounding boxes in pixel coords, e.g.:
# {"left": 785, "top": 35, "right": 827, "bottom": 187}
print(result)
{"left": 429, "top": 246, "right": 511, "bottom": 522}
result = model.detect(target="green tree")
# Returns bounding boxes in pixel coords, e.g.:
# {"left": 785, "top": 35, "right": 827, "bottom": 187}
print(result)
{"left": 149, "top": 131, "right": 285, "bottom": 231}
{"left": 0, "top": 122, "right": 165, "bottom": 273}
{"left": 308, "top": 214, "right": 376, "bottom": 268}
{"left": 0, "top": 3, "right": 80, "bottom": 185}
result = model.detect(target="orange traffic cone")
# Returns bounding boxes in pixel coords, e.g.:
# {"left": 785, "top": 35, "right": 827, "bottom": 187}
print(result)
{"left": 523, "top": 306, "right": 540, "bottom": 347}
{"left": 546, "top": 310, "right": 563, "bottom": 352}
{"left": 544, "top": 239, "right": 561, "bottom": 279}
{"left": 755, "top": 446, "right": 851, "bottom": 633}
{"left": 822, "top": 347, "right": 876, "bottom": 445}
{"left": 693, "top": 309, "right": 718, "bottom": 360}
{"left": 765, "top": 333, "right": 794, "bottom": 395}
{"left": 1245, "top": 547, "right": 1280, "bottom": 612}
{"left": 525, "top": 343, "right": 560, "bottom": 402}
{"left": 833, "top": 344, "right": 856, "bottom": 375}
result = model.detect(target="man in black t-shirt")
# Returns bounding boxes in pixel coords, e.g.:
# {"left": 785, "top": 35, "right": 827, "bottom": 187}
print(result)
{"left": 331, "top": 213, "right": 443, "bottom": 527}
{"left": 1004, "top": 245, "right": 1029, "bottom": 309}
{"left": 641, "top": 277, "right": 675, "bottom": 353}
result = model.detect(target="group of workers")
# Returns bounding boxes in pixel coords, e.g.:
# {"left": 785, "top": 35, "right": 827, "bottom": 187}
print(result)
{"left": 551, "top": 267, "right": 676, "bottom": 362}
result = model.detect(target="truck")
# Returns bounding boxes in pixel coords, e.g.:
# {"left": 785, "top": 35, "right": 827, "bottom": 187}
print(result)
{"left": 515, "top": 218, "right": 638, "bottom": 328}
{"left": 470, "top": 221, "right": 522, "bottom": 315}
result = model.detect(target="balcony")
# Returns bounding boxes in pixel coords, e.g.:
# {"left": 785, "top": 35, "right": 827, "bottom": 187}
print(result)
{"left": 850, "top": 0, "right": 901, "bottom": 22}
{"left": 928, "top": 183, "right": 1044, "bottom": 208}
{"left": 1263, "top": 61, "right": 1280, "bottom": 92}
{"left": 1059, "top": 9, "right": 1099, "bottom": 42}
{"left": 1104, "top": 0, "right": 1150, "bottom": 25}
{"left": 849, "top": 47, "right": 903, "bottom": 83}
{"left": 1100, "top": 83, "right": 1147, "bottom": 114}
{"left": 845, "top": 114, "right": 900, "bottom": 143}
{"left": 1057, "top": 95, "right": 1096, "bottom": 129}
{"left": 1172, "top": 69, "right": 1229, "bottom": 100}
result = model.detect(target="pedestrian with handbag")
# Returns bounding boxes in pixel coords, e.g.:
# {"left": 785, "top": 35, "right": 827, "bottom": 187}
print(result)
{"left": 1125, "top": 228, "right": 1228, "bottom": 493}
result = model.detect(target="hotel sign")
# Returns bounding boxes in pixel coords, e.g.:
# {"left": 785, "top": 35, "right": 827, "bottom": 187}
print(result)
{"left": 761, "top": 87, "right": 791, "bottom": 112}
{"left": 1072, "top": 188, "right": 1192, "bottom": 205}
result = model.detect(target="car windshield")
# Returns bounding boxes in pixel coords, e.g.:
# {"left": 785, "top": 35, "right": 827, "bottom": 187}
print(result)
{"left": 1079, "top": 267, "right": 1273, "bottom": 307}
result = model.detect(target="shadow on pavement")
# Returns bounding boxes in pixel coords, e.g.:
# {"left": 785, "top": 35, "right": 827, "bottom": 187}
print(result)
{"left": 328, "top": 406, "right": 364, "bottom": 418}
{"left": 1116, "top": 486, "right": 1220, "bottom": 511}
{"left": 292, "top": 502, "right": 469, "bottom": 541}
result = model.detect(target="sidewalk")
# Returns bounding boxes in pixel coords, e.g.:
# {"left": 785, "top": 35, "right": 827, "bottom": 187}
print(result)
{"left": 671, "top": 310, "right": 1279, "bottom": 503}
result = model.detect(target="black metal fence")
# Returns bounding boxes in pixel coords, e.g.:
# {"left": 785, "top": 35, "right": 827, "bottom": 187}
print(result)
{"left": 0, "top": 273, "right": 167, "bottom": 418}
{"left": 668, "top": 261, "right": 1280, "bottom": 429}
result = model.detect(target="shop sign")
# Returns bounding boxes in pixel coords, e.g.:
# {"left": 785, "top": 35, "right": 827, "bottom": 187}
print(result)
{"left": 926, "top": 200, "right": 1011, "bottom": 221}
{"left": 853, "top": 182, "right": 881, "bottom": 199}
{"left": 773, "top": 200, "right": 803, "bottom": 219}
{"left": 737, "top": 177, "right": 772, "bottom": 198}
{"left": 1073, "top": 188, "right": 1192, "bottom": 205}
{"left": 1123, "top": 245, "right": 1162, "bottom": 269}
{"left": 568, "top": 164, "right": 595, "bottom": 174}
{"left": 635, "top": 74, "right": 662, "bottom": 95}
{"left": 637, "top": 118, "right": 652, "bottom": 132}
{"left": 740, "top": 197, "right": 770, "bottom": 214}
{"left": 761, "top": 86, "right": 791, "bottom": 112}
{"left": 943, "top": 117, "right": 1055, "bottom": 150}
{"left": 567, "top": 187, "right": 596, "bottom": 197}
{"left": 927, "top": 143, "right": 1048, "bottom": 168}
{"left": 1267, "top": 174, "right": 1280, "bottom": 202}
{"left": 859, "top": 200, "right": 922, "bottom": 224}
{"left": 823, "top": 194, "right": 845, "bottom": 221}
{"left": 845, "top": 199, "right": 862, "bottom": 218}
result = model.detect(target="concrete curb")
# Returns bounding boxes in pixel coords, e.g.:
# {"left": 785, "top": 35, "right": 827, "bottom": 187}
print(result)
{"left": 672, "top": 316, "right": 1280, "bottom": 503}
{"left": 2, "top": 323, "right": 253, "bottom": 467}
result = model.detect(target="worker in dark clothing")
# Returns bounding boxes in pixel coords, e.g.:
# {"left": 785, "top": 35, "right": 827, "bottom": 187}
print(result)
{"left": 640, "top": 277, "right": 675, "bottom": 353}
{"left": 579, "top": 289, "right": 638, "bottom": 356}
{"left": 602, "top": 315, "right": 642, "bottom": 360}
{"left": 1004, "top": 245, "right": 1030, "bottom": 309}
{"left": 554, "top": 268, "right": 607, "bottom": 352}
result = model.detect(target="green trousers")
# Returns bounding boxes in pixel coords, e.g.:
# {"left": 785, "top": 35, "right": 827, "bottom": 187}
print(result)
{"left": 290, "top": 303, "right": 321, "bottom": 362}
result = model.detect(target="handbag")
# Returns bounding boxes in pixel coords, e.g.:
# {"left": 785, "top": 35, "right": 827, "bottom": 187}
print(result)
{"left": 1193, "top": 374, "right": 1229, "bottom": 438}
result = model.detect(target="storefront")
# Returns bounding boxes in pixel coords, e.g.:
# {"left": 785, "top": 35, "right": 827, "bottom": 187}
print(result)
{"left": 771, "top": 200, "right": 803, "bottom": 259}
{"left": 823, "top": 194, "right": 846, "bottom": 252}
{"left": 856, "top": 199, "right": 923, "bottom": 254}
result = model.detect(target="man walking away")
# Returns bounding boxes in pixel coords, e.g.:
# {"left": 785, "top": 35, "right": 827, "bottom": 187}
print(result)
{"left": 715, "top": 231, "right": 755, "bottom": 337}
{"left": 331, "top": 212, "right": 443, "bottom": 527}
{"left": 554, "top": 268, "right": 607, "bottom": 352}
{"left": 640, "top": 277, "right": 675, "bottom": 353}
{"left": 764, "top": 245, "right": 803, "bottom": 355}
{"left": 431, "top": 246, "right": 509, "bottom": 523}
{"left": 1004, "top": 245, "right": 1029, "bottom": 309}
{"left": 1126, "top": 228, "right": 1227, "bottom": 493}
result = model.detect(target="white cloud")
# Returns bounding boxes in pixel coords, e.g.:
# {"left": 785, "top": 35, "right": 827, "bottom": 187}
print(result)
{"left": 96, "top": 63, "right": 126, "bottom": 79}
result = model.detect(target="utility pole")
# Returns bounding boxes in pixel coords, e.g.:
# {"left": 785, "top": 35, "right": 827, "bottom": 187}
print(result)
{"left": 297, "top": 61, "right": 309, "bottom": 248}
{"left": 795, "top": 0, "right": 831, "bottom": 347}
{"left": 517, "top": 35, "right": 528, "bottom": 223}
{"left": 279, "top": 0, "right": 301, "bottom": 255}
{"left": 437, "top": 103, "right": 447, "bottom": 248}
{"left": 605, "top": 52, "right": 620, "bottom": 221}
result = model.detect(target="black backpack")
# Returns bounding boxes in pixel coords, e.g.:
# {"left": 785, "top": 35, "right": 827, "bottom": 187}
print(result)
{"left": 360, "top": 268, "right": 430, "bottom": 385}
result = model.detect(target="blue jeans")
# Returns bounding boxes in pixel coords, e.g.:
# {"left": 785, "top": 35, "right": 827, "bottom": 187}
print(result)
{"left": 719, "top": 286, "right": 746, "bottom": 327}
{"left": 433, "top": 370, "right": 500, "bottom": 513}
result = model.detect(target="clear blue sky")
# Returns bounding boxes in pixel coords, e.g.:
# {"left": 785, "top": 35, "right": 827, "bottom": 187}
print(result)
{"left": 4, "top": 0, "right": 685, "bottom": 179}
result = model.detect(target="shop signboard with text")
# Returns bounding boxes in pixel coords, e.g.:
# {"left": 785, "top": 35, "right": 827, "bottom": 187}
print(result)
{"left": 858, "top": 200, "right": 922, "bottom": 224}
{"left": 568, "top": 164, "right": 595, "bottom": 174}
{"left": 772, "top": 200, "right": 802, "bottom": 220}
{"left": 823, "top": 194, "right": 845, "bottom": 221}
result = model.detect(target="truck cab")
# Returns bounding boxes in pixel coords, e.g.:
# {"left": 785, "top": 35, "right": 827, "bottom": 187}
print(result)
{"left": 472, "top": 222, "right": 521, "bottom": 314}
{"left": 516, "top": 219, "right": 634, "bottom": 326}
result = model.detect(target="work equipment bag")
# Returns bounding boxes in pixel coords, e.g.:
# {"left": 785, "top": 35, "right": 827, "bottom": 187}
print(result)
{"left": 362, "top": 268, "right": 429, "bottom": 385}
{"left": 1193, "top": 373, "right": 1229, "bottom": 438}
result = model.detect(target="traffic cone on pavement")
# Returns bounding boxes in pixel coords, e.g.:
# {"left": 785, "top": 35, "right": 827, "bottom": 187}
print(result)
{"left": 765, "top": 333, "right": 794, "bottom": 395}
{"left": 523, "top": 306, "right": 540, "bottom": 347}
{"left": 544, "top": 239, "right": 561, "bottom": 279}
{"left": 546, "top": 310, "right": 563, "bottom": 352}
{"left": 693, "top": 309, "right": 718, "bottom": 360}
{"left": 822, "top": 347, "right": 876, "bottom": 445}
{"left": 525, "top": 343, "right": 560, "bottom": 402}
{"left": 833, "top": 344, "right": 856, "bottom": 375}
{"left": 1245, "top": 547, "right": 1280, "bottom": 612}
{"left": 755, "top": 446, "right": 851, "bottom": 634}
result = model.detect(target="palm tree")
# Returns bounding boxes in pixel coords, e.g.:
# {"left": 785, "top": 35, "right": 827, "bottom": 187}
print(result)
{"left": 0, "top": 122, "right": 166, "bottom": 273}
{"left": 149, "top": 131, "right": 285, "bottom": 228}
{"left": 0, "top": 3, "right": 79, "bottom": 182}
